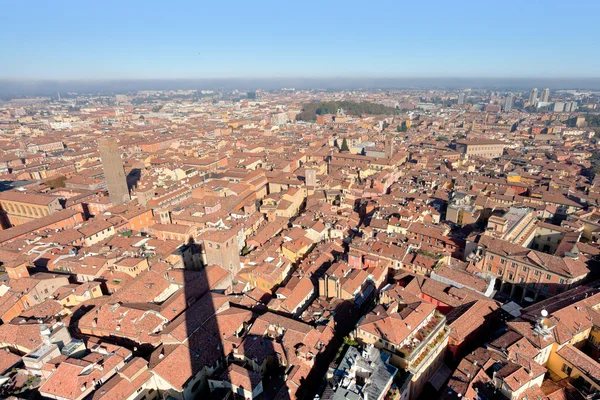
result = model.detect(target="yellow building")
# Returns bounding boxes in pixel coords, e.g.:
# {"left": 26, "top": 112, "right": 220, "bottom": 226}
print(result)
{"left": 503, "top": 287, "right": 600, "bottom": 399}
{"left": 354, "top": 301, "right": 450, "bottom": 399}
{"left": 0, "top": 191, "right": 63, "bottom": 228}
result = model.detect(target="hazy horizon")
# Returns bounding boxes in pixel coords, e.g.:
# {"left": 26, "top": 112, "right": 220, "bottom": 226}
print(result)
{"left": 3, "top": 77, "right": 600, "bottom": 97}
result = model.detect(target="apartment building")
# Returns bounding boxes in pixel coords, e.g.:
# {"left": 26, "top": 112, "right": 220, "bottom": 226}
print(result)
{"left": 354, "top": 300, "right": 450, "bottom": 399}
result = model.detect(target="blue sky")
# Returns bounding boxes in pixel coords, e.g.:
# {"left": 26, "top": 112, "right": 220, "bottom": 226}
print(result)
{"left": 2, "top": 0, "right": 599, "bottom": 79}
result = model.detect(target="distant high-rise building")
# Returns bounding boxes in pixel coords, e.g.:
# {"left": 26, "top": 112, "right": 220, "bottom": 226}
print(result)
{"left": 540, "top": 88, "right": 550, "bottom": 102}
{"left": 553, "top": 102, "right": 565, "bottom": 113}
{"left": 528, "top": 88, "right": 538, "bottom": 104}
{"left": 564, "top": 101, "right": 578, "bottom": 112}
{"left": 564, "top": 102, "right": 572, "bottom": 113}
{"left": 504, "top": 95, "right": 513, "bottom": 111}
{"left": 98, "top": 138, "right": 130, "bottom": 205}
{"left": 457, "top": 93, "right": 466, "bottom": 105}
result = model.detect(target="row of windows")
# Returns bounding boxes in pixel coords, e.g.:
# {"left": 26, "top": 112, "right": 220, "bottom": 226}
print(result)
{"left": 1, "top": 201, "right": 50, "bottom": 217}
{"left": 489, "top": 255, "right": 564, "bottom": 283}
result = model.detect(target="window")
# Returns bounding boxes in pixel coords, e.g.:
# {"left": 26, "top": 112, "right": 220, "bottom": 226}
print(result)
{"left": 522, "top": 266, "right": 528, "bottom": 272}
{"left": 534, "top": 270, "right": 540, "bottom": 276}
{"left": 489, "top": 255, "right": 495, "bottom": 261}
{"left": 559, "top": 279, "right": 565, "bottom": 284}
{"left": 562, "top": 364, "right": 572, "bottom": 376}
{"left": 500, "top": 258, "right": 505, "bottom": 265}
{"left": 546, "top": 274, "right": 551, "bottom": 280}
{"left": 498, "top": 269, "right": 503, "bottom": 276}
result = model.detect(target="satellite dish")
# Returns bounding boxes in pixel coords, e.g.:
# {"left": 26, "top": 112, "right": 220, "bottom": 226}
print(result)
{"left": 541, "top": 309, "right": 548, "bottom": 317}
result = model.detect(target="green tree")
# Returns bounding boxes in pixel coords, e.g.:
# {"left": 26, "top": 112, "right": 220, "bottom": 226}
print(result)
{"left": 340, "top": 138, "right": 350, "bottom": 152}
{"left": 397, "top": 121, "right": 407, "bottom": 132}
{"left": 296, "top": 100, "right": 402, "bottom": 122}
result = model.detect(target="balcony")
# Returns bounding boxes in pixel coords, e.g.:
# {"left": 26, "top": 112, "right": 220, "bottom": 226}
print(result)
{"left": 396, "top": 313, "right": 449, "bottom": 373}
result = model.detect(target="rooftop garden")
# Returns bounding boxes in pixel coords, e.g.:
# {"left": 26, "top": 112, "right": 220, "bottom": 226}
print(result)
{"left": 415, "top": 249, "right": 444, "bottom": 260}
{"left": 398, "top": 313, "right": 446, "bottom": 363}
{"left": 409, "top": 327, "right": 449, "bottom": 371}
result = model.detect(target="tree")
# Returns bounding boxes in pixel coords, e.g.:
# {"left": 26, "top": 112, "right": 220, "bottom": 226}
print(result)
{"left": 340, "top": 138, "right": 350, "bottom": 152}
{"left": 45, "top": 176, "right": 67, "bottom": 189}
{"left": 296, "top": 100, "right": 402, "bottom": 122}
{"left": 397, "top": 121, "right": 407, "bottom": 132}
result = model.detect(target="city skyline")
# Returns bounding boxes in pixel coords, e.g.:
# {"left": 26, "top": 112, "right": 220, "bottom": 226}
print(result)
{"left": 3, "top": 78, "right": 600, "bottom": 98}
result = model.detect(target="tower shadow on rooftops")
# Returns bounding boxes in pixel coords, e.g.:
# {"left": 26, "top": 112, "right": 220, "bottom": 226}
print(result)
{"left": 143, "top": 238, "right": 291, "bottom": 400}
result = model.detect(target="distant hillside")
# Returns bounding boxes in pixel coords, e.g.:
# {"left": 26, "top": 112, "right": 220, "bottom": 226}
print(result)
{"left": 296, "top": 100, "right": 401, "bottom": 121}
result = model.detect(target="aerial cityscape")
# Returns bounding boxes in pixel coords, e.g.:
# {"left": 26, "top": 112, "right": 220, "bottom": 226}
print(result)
{"left": 2, "top": 1, "right": 600, "bottom": 400}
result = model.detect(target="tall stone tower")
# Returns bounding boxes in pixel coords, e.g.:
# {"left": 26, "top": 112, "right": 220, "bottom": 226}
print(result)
{"left": 98, "top": 138, "right": 130, "bottom": 205}
{"left": 385, "top": 134, "right": 394, "bottom": 160}
{"left": 305, "top": 168, "right": 317, "bottom": 187}
{"left": 199, "top": 229, "right": 241, "bottom": 276}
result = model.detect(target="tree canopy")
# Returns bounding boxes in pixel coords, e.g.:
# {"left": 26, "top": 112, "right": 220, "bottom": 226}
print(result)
{"left": 296, "top": 100, "right": 402, "bottom": 121}
{"left": 340, "top": 138, "right": 350, "bottom": 152}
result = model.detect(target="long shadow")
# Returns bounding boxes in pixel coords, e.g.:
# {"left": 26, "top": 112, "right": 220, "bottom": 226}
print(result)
{"left": 147, "top": 265, "right": 226, "bottom": 399}
{"left": 295, "top": 298, "right": 367, "bottom": 399}
{"left": 147, "top": 246, "right": 291, "bottom": 400}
